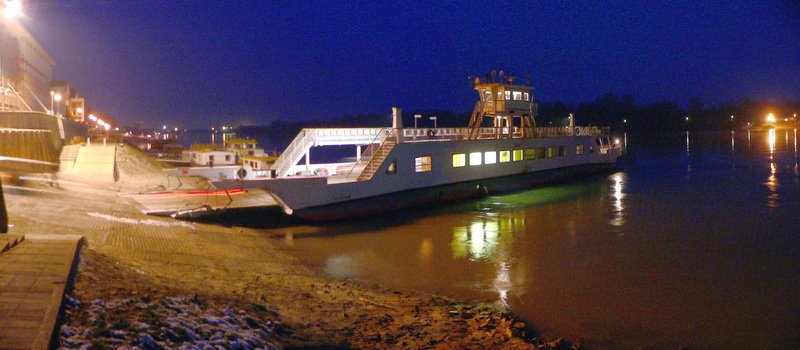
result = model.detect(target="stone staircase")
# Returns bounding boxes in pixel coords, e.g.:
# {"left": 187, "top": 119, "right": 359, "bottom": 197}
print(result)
{"left": 58, "top": 144, "right": 81, "bottom": 172}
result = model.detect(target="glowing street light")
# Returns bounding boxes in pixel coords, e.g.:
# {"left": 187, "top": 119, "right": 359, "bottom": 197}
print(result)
{"left": 53, "top": 92, "right": 62, "bottom": 115}
{"left": 3, "top": 0, "right": 22, "bottom": 18}
{"left": 430, "top": 116, "right": 437, "bottom": 129}
{"left": 766, "top": 113, "right": 776, "bottom": 123}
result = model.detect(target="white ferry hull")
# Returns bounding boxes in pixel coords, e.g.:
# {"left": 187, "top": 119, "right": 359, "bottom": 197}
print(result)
{"left": 288, "top": 161, "right": 617, "bottom": 221}
{"left": 248, "top": 135, "right": 621, "bottom": 221}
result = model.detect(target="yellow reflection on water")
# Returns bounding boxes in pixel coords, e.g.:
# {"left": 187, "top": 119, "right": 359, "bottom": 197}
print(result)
{"left": 494, "top": 260, "right": 512, "bottom": 308}
{"left": 768, "top": 129, "right": 776, "bottom": 159}
{"left": 419, "top": 238, "right": 433, "bottom": 263}
{"left": 765, "top": 129, "right": 779, "bottom": 207}
{"left": 610, "top": 173, "right": 626, "bottom": 227}
{"left": 451, "top": 213, "right": 525, "bottom": 308}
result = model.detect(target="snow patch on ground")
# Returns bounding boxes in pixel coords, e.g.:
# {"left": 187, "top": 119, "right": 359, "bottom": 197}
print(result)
{"left": 86, "top": 212, "right": 195, "bottom": 229}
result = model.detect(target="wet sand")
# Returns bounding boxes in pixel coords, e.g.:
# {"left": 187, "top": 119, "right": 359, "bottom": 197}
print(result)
{"left": 3, "top": 169, "right": 578, "bottom": 349}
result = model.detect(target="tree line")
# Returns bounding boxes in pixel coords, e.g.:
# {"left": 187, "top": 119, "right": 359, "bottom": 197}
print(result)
{"left": 238, "top": 94, "right": 800, "bottom": 139}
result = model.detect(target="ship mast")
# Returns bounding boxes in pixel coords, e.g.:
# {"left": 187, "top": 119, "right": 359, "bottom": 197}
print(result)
{"left": 467, "top": 71, "right": 537, "bottom": 139}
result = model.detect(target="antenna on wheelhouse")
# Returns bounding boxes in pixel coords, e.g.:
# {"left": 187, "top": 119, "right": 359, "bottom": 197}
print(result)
{"left": 467, "top": 71, "right": 537, "bottom": 140}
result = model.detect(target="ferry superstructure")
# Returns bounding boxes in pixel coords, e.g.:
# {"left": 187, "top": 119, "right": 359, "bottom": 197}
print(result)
{"left": 215, "top": 74, "right": 622, "bottom": 220}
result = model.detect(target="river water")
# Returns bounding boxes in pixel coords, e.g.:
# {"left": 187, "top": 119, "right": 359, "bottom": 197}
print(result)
{"left": 270, "top": 130, "right": 800, "bottom": 349}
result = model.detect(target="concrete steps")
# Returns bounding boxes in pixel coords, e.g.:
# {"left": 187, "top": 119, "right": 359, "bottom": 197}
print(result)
{"left": 58, "top": 145, "right": 81, "bottom": 172}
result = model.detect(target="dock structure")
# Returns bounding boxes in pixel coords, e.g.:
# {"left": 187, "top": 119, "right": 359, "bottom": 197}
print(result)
{"left": 0, "top": 234, "right": 84, "bottom": 350}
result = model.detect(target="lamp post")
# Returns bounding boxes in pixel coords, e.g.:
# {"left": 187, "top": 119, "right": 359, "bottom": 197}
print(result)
{"left": 49, "top": 90, "right": 54, "bottom": 114}
{"left": 1, "top": 0, "right": 23, "bottom": 113}
{"left": 430, "top": 116, "right": 437, "bottom": 129}
{"left": 54, "top": 92, "right": 62, "bottom": 115}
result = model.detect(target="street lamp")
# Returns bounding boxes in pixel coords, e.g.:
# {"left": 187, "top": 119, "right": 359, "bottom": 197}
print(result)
{"left": 3, "top": 0, "right": 22, "bottom": 18}
{"left": 430, "top": 116, "right": 437, "bottom": 129}
{"left": 53, "top": 92, "right": 62, "bottom": 115}
{"left": 414, "top": 114, "right": 421, "bottom": 128}
{"left": 49, "top": 90, "right": 54, "bottom": 114}
{"left": 1, "top": 0, "right": 23, "bottom": 112}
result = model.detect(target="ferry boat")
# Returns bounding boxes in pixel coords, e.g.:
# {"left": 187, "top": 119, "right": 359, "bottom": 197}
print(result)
{"left": 214, "top": 74, "right": 622, "bottom": 220}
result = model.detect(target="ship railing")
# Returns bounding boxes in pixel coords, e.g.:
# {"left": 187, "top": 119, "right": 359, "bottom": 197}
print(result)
{"left": 343, "top": 128, "right": 392, "bottom": 180}
{"left": 399, "top": 125, "right": 610, "bottom": 142}
{"left": 270, "top": 129, "right": 318, "bottom": 177}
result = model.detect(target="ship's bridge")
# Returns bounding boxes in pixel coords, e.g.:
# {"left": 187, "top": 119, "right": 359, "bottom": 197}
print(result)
{"left": 468, "top": 73, "right": 537, "bottom": 139}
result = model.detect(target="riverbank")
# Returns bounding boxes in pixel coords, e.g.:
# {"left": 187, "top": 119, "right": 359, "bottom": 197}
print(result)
{"left": 3, "top": 167, "right": 580, "bottom": 349}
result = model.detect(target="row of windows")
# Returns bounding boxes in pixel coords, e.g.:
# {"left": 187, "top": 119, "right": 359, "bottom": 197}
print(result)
{"left": 452, "top": 146, "right": 571, "bottom": 168}
{"left": 413, "top": 144, "right": 588, "bottom": 173}
{"left": 484, "top": 90, "right": 531, "bottom": 102}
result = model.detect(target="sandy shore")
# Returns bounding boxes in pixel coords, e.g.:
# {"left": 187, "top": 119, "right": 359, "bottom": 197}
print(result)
{"left": 3, "top": 161, "right": 580, "bottom": 349}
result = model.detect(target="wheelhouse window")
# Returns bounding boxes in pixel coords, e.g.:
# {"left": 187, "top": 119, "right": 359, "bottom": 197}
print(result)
{"left": 469, "top": 152, "right": 482, "bottom": 166}
{"left": 415, "top": 156, "right": 432, "bottom": 172}
{"left": 513, "top": 149, "right": 523, "bottom": 161}
{"left": 484, "top": 151, "right": 497, "bottom": 164}
{"left": 512, "top": 91, "right": 522, "bottom": 101}
{"left": 576, "top": 144, "right": 584, "bottom": 155}
{"left": 504, "top": 91, "right": 511, "bottom": 100}
{"left": 452, "top": 153, "right": 466, "bottom": 167}
{"left": 523, "top": 92, "right": 529, "bottom": 101}
{"left": 499, "top": 150, "right": 510, "bottom": 163}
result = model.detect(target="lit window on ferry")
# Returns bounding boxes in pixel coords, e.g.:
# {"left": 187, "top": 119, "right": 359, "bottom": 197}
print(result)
{"left": 452, "top": 153, "right": 466, "bottom": 167}
{"left": 537, "top": 147, "right": 546, "bottom": 159}
{"left": 523, "top": 92, "right": 529, "bottom": 101}
{"left": 484, "top": 91, "right": 493, "bottom": 101}
{"left": 499, "top": 150, "right": 510, "bottom": 163}
{"left": 576, "top": 144, "right": 584, "bottom": 155}
{"left": 497, "top": 91, "right": 503, "bottom": 100}
{"left": 484, "top": 151, "right": 497, "bottom": 164}
{"left": 512, "top": 91, "right": 522, "bottom": 101}
{"left": 469, "top": 152, "right": 482, "bottom": 166}
{"left": 415, "top": 156, "right": 432, "bottom": 172}
{"left": 504, "top": 91, "right": 511, "bottom": 100}
{"left": 547, "top": 147, "right": 557, "bottom": 158}
{"left": 513, "top": 149, "right": 523, "bottom": 161}
{"left": 558, "top": 146, "right": 566, "bottom": 157}
{"left": 524, "top": 148, "right": 535, "bottom": 160}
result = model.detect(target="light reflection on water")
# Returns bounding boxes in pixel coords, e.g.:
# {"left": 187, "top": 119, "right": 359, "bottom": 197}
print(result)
{"left": 281, "top": 131, "right": 800, "bottom": 349}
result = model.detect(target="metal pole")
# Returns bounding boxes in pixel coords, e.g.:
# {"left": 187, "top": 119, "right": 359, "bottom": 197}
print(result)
{"left": 0, "top": 177, "right": 8, "bottom": 234}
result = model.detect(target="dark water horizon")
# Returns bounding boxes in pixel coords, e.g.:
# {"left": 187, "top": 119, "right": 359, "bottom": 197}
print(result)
{"left": 251, "top": 129, "right": 800, "bottom": 349}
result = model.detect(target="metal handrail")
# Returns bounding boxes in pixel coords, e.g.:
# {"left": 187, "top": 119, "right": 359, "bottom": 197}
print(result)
{"left": 344, "top": 128, "right": 391, "bottom": 179}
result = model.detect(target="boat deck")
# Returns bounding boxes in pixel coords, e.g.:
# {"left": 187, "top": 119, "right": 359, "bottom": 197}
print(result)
{"left": 126, "top": 188, "right": 278, "bottom": 217}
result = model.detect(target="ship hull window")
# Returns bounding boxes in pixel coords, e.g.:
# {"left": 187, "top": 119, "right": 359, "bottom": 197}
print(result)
{"left": 485, "top": 151, "right": 497, "bottom": 164}
{"left": 415, "top": 156, "right": 432, "bottom": 172}
{"left": 452, "top": 153, "right": 466, "bottom": 167}
{"left": 513, "top": 149, "right": 523, "bottom": 161}
{"left": 499, "top": 150, "right": 510, "bottom": 163}
{"left": 469, "top": 152, "right": 482, "bottom": 166}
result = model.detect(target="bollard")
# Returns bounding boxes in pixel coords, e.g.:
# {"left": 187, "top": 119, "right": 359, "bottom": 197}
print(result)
{"left": 0, "top": 176, "right": 7, "bottom": 234}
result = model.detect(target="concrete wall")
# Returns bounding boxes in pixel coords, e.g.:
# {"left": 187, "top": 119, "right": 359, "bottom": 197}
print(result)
{"left": 0, "top": 111, "right": 88, "bottom": 149}
{"left": 0, "top": 112, "right": 88, "bottom": 173}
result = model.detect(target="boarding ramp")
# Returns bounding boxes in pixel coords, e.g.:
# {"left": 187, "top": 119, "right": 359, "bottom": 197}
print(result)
{"left": 270, "top": 128, "right": 386, "bottom": 177}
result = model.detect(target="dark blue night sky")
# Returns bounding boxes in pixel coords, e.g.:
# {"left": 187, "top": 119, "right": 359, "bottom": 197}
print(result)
{"left": 24, "top": 1, "right": 800, "bottom": 127}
